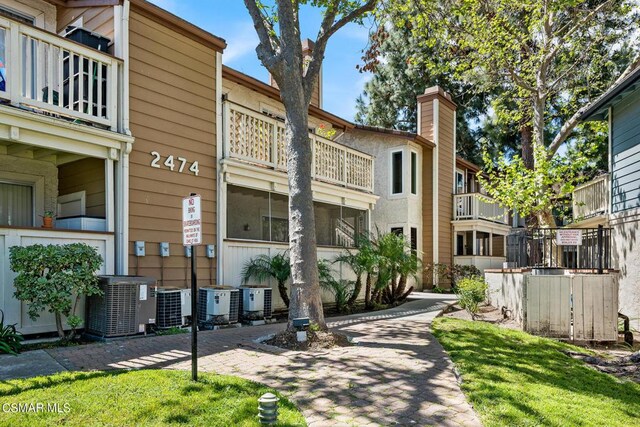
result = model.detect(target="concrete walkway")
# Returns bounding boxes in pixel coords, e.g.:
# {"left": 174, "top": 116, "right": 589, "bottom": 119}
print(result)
{"left": 5, "top": 294, "right": 481, "bottom": 426}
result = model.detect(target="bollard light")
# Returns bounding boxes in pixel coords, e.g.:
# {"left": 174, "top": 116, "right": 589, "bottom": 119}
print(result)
{"left": 258, "top": 392, "right": 279, "bottom": 425}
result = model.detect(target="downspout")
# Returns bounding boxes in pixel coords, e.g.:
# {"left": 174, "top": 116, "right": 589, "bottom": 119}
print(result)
{"left": 216, "top": 51, "right": 224, "bottom": 285}
{"left": 114, "top": 0, "right": 132, "bottom": 274}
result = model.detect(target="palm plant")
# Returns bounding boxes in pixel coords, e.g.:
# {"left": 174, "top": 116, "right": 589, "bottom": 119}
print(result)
{"left": 241, "top": 253, "right": 291, "bottom": 307}
{"left": 371, "top": 231, "right": 419, "bottom": 305}
{"left": 318, "top": 260, "right": 353, "bottom": 313}
{"left": 0, "top": 309, "right": 23, "bottom": 355}
{"left": 334, "top": 234, "right": 378, "bottom": 309}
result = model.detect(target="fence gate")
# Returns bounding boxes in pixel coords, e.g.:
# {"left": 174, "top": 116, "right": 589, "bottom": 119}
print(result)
{"left": 524, "top": 274, "right": 618, "bottom": 341}
{"left": 525, "top": 276, "right": 571, "bottom": 337}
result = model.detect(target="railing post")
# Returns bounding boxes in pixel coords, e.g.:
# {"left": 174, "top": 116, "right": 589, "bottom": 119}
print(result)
{"left": 597, "top": 224, "right": 603, "bottom": 274}
{"left": 7, "top": 22, "right": 21, "bottom": 106}
{"left": 108, "top": 61, "right": 118, "bottom": 131}
{"left": 343, "top": 148, "right": 348, "bottom": 188}
{"left": 271, "top": 120, "right": 277, "bottom": 167}
{"left": 473, "top": 194, "right": 480, "bottom": 220}
{"left": 311, "top": 136, "right": 316, "bottom": 179}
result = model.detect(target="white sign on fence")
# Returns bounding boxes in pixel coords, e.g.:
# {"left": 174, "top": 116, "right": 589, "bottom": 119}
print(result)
{"left": 183, "top": 194, "right": 202, "bottom": 246}
{"left": 556, "top": 229, "right": 582, "bottom": 246}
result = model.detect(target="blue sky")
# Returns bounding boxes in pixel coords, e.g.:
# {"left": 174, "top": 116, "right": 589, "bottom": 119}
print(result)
{"left": 149, "top": 0, "right": 374, "bottom": 120}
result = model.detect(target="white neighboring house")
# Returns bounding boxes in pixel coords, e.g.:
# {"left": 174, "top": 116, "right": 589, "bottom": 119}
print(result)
{"left": 0, "top": 0, "right": 133, "bottom": 334}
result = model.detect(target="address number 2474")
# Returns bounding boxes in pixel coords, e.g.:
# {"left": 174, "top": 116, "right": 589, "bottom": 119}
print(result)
{"left": 150, "top": 151, "right": 199, "bottom": 176}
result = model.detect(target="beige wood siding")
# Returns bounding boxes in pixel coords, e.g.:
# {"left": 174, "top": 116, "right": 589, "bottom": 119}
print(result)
{"left": 58, "top": 158, "right": 105, "bottom": 217}
{"left": 56, "top": 5, "right": 115, "bottom": 52}
{"left": 421, "top": 147, "right": 433, "bottom": 285}
{"left": 419, "top": 101, "right": 434, "bottom": 141}
{"left": 128, "top": 10, "right": 217, "bottom": 288}
{"left": 438, "top": 106, "right": 454, "bottom": 267}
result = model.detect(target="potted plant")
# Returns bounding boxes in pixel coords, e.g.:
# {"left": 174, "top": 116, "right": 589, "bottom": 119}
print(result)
{"left": 41, "top": 211, "right": 54, "bottom": 229}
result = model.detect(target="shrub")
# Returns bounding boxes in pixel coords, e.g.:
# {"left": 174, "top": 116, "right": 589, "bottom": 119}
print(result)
{"left": 318, "top": 260, "right": 354, "bottom": 312}
{"left": 0, "top": 309, "right": 23, "bottom": 355}
{"left": 10, "top": 243, "right": 103, "bottom": 340}
{"left": 456, "top": 276, "right": 488, "bottom": 318}
{"left": 427, "top": 263, "right": 482, "bottom": 287}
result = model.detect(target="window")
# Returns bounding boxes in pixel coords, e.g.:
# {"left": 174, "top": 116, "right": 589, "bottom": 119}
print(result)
{"left": 410, "top": 152, "right": 417, "bottom": 195}
{"left": 410, "top": 227, "right": 418, "bottom": 255}
{"left": 391, "top": 150, "right": 403, "bottom": 195}
{"left": 0, "top": 5, "right": 35, "bottom": 25}
{"left": 227, "top": 185, "right": 366, "bottom": 247}
{"left": 269, "top": 192, "right": 289, "bottom": 242}
{"left": 227, "top": 185, "right": 270, "bottom": 241}
{"left": 0, "top": 182, "right": 33, "bottom": 227}
{"left": 390, "top": 227, "right": 404, "bottom": 236}
{"left": 456, "top": 170, "right": 465, "bottom": 194}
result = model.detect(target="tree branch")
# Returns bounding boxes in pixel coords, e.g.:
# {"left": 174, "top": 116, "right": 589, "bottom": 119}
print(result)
{"left": 243, "top": 0, "right": 282, "bottom": 74}
{"left": 304, "top": 0, "right": 377, "bottom": 100}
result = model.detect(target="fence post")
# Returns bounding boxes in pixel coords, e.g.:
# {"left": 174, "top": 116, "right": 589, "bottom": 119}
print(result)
{"left": 597, "top": 225, "right": 603, "bottom": 274}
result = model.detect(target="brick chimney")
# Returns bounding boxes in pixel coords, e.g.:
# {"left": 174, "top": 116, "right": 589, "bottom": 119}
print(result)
{"left": 269, "top": 38, "right": 322, "bottom": 109}
{"left": 417, "top": 86, "right": 457, "bottom": 286}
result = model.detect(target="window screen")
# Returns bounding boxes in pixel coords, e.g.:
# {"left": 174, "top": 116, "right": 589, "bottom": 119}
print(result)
{"left": 0, "top": 182, "right": 33, "bottom": 227}
{"left": 410, "top": 152, "right": 417, "bottom": 195}
{"left": 391, "top": 151, "right": 403, "bottom": 194}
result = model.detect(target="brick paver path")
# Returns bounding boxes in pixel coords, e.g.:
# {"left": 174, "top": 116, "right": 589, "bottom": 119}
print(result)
{"left": 47, "top": 295, "right": 481, "bottom": 426}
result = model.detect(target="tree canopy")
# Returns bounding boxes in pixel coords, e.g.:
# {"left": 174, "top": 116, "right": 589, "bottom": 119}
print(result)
{"left": 361, "top": 0, "right": 639, "bottom": 224}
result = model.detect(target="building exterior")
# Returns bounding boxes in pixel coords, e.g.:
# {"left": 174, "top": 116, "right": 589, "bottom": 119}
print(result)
{"left": 577, "top": 66, "right": 640, "bottom": 331}
{"left": 0, "top": 0, "right": 224, "bottom": 333}
{"left": 0, "top": 0, "right": 133, "bottom": 333}
{"left": 0, "top": 1, "right": 504, "bottom": 333}
{"left": 451, "top": 157, "right": 511, "bottom": 272}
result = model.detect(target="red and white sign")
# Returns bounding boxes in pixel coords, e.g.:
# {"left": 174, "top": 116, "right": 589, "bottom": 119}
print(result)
{"left": 183, "top": 195, "right": 202, "bottom": 246}
{"left": 556, "top": 229, "right": 582, "bottom": 246}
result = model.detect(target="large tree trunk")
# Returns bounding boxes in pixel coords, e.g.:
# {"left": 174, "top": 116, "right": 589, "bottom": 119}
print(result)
{"left": 521, "top": 125, "right": 534, "bottom": 170}
{"left": 284, "top": 97, "right": 326, "bottom": 330}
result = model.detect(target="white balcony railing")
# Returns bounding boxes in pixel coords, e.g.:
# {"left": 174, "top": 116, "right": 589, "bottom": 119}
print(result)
{"left": 454, "top": 192, "right": 509, "bottom": 224}
{"left": 224, "top": 102, "right": 374, "bottom": 192}
{"left": 0, "top": 17, "right": 120, "bottom": 129}
{"left": 572, "top": 174, "right": 610, "bottom": 220}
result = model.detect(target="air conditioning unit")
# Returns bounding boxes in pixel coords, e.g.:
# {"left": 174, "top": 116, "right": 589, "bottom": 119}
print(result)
{"left": 180, "top": 289, "right": 192, "bottom": 326}
{"left": 155, "top": 288, "right": 182, "bottom": 329}
{"left": 238, "top": 286, "right": 273, "bottom": 322}
{"left": 198, "top": 287, "right": 233, "bottom": 328}
{"left": 229, "top": 288, "right": 240, "bottom": 324}
{"left": 86, "top": 276, "right": 157, "bottom": 338}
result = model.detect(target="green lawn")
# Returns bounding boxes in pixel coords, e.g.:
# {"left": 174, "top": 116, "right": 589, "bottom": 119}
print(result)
{"left": 432, "top": 318, "right": 640, "bottom": 427}
{"left": 0, "top": 370, "right": 306, "bottom": 427}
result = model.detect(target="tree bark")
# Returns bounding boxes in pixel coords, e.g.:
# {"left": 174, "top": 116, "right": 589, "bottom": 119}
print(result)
{"left": 364, "top": 272, "right": 372, "bottom": 309}
{"left": 54, "top": 313, "right": 65, "bottom": 339}
{"left": 347, "top": 274, "right": 362, "bottom": 307}
{"left": 284, "top": 98, "right": 326, "bottom": 330}
{"left": 521, "top": 124, "right": 534, "bottom": 170}
{"left": 277, "top": 280, "right": 290, "bottom": 308}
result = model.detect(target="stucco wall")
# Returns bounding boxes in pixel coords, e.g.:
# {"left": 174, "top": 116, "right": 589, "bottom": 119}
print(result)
{"left": 486, "top": 271, "right": 526, "bottom": 324}
{"left": 610, "top": 210, "right": 640, "bottom": 331}
{"left": 4, "top": 0, "right": 56, "bottom": 31}
{"left": 222, "top": 79, "right": 328, "bottom": 131}
{"left": 338, "top": 129, "right": 425, "bottom": 290}
{"left": 0, "top": 154, "right": 58, "bottom": 219}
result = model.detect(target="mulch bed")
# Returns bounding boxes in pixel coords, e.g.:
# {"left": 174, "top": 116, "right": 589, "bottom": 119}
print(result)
{"left": 264, "top": 329, "right": 352, "bottom": 351}
{"left": 564, "top": 350, "right": 640, "bottom": 383}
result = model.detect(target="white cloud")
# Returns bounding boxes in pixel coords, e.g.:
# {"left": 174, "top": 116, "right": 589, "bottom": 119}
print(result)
{"left": 222, "top": 22, "right": 259, "bottom": 65}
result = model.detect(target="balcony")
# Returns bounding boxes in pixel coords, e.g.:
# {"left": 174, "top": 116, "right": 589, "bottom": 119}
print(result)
{"left": 572, "top": 174, "right": 609, "bottom": 221}
{"left": 453, "top": 192, "right": 509, "bottom": 224}
{"left": 0, "top": 17, "right": 120, "bottom": 130}
{"left": 224, "top": 102, "right": 374, "bottom": 193}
